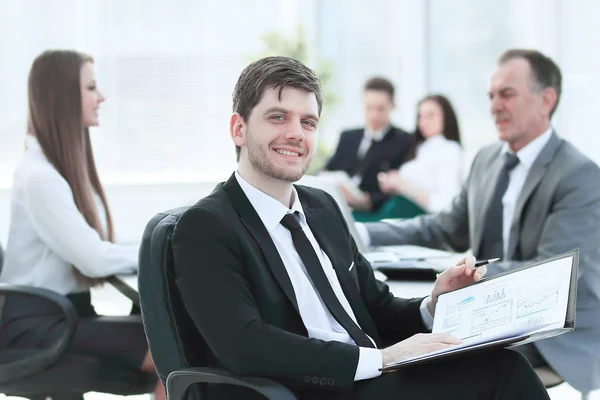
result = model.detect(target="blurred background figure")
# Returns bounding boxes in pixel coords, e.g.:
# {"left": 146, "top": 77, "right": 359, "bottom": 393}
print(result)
{"left": 323, "top": 77, "right": 411, "bottom": 213}
{"left": 0, "top": 50, "right": 164, "bottom": 400}
{"left": 378, "top": 94, "right": 463, "bottom": 213}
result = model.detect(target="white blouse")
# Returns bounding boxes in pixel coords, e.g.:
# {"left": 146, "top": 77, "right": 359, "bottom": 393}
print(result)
{"left": 399, "top": 135, "right": 463, "bottom": 212}
{"left": 0, "top": 135, "right": 138, "bottom": 295}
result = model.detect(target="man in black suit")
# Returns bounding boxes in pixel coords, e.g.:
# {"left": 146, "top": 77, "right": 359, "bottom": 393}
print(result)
{"left": 171, "top": 56, "right": 549, "bottom": 399}
{"left": 324, "top": 77, "right": 411, "bottom": 211}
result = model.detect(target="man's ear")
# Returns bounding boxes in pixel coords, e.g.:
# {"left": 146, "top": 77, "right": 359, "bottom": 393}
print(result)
{"left": 542, "top": 87, "right": 558, "bottom": 118}
{"left": 230, "top": 113, "right": 246, "bottom": 147}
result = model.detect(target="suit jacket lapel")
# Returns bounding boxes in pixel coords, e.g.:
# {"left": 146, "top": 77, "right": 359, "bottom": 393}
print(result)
{"left": 223, "top": 174, "right": 300, "bottom": 315}
{"left": 302, "top": 197, "right": 380, "bottom": 344}
{"left": 506, "top": 133, "right": 562, "bottom": 259}
{"left": 472, "top": 147, "right": 504, "bottom": 257}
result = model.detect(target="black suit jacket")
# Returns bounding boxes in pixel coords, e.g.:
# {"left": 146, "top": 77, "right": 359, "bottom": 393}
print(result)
{"left": 325, "top": 126, "right": 411, "bottom": 210}
{"left": 171, "top": 174, "right": 427, "bottom": 397}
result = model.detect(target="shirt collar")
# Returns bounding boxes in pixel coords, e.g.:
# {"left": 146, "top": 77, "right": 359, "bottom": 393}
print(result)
{"left": 365, "top": 124, "right": 391, "bottom": 142}
{"left": 502, "top": 126, "right": 553, "bottom": 171}
{"left": 422, "top": 134, "right": 446, "bottom": 146}
{"left": 234, "top": 171, "right": 305, "bottom": 233}
{"left": 25, "top": 134, "right": 42, "bottom": 151}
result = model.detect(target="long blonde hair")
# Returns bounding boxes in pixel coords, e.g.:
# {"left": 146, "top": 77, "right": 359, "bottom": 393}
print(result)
{"left": 28, "top": 50, "right": 114, "bottom": 279}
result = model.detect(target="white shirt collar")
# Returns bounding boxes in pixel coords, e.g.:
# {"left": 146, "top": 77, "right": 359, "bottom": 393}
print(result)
{"left": 365, "top": 124, "right": 391, "bottom": 142}
{"left": 502, "top": 126, "right": 553, "bottom": 170}
{"left": 421, "top": 134, "right": 446, "bottom": 147}
{"left": 234, "top": 171, "right": 305, "bottom": 233}
{"left": 25, "top": 134, "right": 42, "bottom": 152}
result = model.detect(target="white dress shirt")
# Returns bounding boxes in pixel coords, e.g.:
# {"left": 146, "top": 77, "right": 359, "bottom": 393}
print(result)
{"left": 501, "top": 127, "right": 553, "bottom": 259}
{"left": 0, "top": 135, "right": 138, "bottom": 295}
{"left": 399, "top": 135, "right": 463, "bottom": 212}
{"left": 235, "top": 172, "right": 382, "bottom": 381}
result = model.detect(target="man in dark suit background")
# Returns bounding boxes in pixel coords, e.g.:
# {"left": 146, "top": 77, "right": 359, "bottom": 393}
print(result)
{"left": 324, "top": 77, "right": 411, "bottom": 211}
{"left": 171, "top": 56, "right": 549, "bottom": 399}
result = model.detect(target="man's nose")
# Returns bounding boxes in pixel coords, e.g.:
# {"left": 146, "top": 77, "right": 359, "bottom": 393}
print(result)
{"left": 284, "top": 119, "right": 305, "bottom": 140}
{"left": 490, "top": 98, "right": 503, "bottom": 114}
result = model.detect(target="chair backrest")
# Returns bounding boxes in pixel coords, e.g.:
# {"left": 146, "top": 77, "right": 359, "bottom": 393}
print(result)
{"left": 0, "top": 240, "right": 4, "bottom": 274}
{"left": 138, "top": 207, "right": 208, "bottom": 396}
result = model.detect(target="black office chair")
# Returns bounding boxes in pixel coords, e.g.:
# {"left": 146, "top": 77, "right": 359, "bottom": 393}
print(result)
{"left": 138, "top": 207, "right": 297, "bottom": 400}
{"left": 0, "top": 242, "right": 156, "bottom": 399}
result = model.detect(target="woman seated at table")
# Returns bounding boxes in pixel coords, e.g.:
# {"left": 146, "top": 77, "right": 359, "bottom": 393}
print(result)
{"left": 377, "top": 94, "right": 463, "bottom": 213}
{"left": 0, "top": 50, "right": 164, "bottom": 399}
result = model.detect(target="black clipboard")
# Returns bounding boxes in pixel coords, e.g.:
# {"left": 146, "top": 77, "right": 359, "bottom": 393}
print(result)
{"left": 380, "top": 249, "right": 579, "bottom": 372}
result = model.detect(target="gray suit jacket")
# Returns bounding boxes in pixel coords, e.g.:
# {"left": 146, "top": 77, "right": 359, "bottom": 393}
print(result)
{"left": 367, "top": 132, "right": 600, "bottom": 392}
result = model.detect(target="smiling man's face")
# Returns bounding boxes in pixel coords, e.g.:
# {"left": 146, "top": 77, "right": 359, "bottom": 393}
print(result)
{"left": 236, "top": 86, "right": 320, "bottom": 183}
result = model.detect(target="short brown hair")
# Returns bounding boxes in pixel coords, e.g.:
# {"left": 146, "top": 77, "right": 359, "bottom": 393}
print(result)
{"left": 498, "top": 49, "right": 562, "bottom": 117}
{"left": 232, "top": 56, "right": 323, "bottom": 161}
{"left": 364, "top": 76, "right": 395, "bottom": 100}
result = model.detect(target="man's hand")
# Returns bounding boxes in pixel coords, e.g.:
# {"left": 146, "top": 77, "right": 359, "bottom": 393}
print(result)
{"left": 427, "top": 255, "right": 487, "bottom": 316}
{"left": 381, "top": 333, "right": 462, "bottom": 367}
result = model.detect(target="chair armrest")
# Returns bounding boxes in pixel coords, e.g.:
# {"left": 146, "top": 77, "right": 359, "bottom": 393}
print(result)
{"left": 166, "top": 367, "right": 297, "bottom": 400}
{"left": 0, "top": 284, "right": 78, "bottom": 383}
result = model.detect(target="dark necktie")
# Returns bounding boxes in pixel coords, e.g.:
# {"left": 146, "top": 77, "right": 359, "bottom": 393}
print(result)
{"left": 351, "top": 137, "right": 376, "bottom": 176}
{"left": 280, "top": 212, "right": 375, "bottom": 348}
{"left": 478, "top": 152, "right": 520, "bottom": 260}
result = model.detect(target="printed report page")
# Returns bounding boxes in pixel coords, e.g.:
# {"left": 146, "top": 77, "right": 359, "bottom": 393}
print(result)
{"left": 432, "top": 256, "right": 573, "bottom": 344}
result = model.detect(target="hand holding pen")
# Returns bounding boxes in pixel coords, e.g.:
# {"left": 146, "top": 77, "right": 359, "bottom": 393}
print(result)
{"left": 427, "top": 255, "right": 499, "bottom": 317}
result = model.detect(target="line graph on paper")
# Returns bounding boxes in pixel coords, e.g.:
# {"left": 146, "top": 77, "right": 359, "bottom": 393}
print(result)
{"left": 471, "top": 300, "right": 512, "bottom": 333}
{"left": 516, "top": 290, "right": 558, "bottom": 319}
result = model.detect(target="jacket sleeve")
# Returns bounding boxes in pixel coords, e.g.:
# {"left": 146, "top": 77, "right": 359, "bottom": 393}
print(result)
{"left": 365, "top": 184, "right": 470, "bottom": 252}
{"left": 171, "top": 207, "right": 360, "bottom": 391}
{"left": 325, "top": 131, "right": 351, "bottom": 171}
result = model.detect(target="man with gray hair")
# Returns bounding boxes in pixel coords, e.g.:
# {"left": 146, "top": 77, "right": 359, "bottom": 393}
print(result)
{"left": 362, "top": 49, "right": 600, "bottom": 393}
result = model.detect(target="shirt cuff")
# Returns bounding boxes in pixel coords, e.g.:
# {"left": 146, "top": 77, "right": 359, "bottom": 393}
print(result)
{"left": 354, "top": 347, "right": 383, "bottom": 381}
{"left": 355, "top": 222, "right": 372, "bottom": 249}
{"left": 420, "top": 296, "right": 434, "bottom": 330}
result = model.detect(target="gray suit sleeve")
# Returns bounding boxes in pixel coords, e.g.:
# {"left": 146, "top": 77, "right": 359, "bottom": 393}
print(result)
{"left": 487, "top": 159, "right": 600, "bottom": 276}
{"left": 365, "top": 181, "right": 471, "bottom": 253}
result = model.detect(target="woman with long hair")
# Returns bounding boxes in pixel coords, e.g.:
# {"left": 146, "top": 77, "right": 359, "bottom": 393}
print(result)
{"left": 378, "top": 94, "right": 463, "bottom": 212}
{"left": 0, "top": 50, "right": 164, "bottom": 399}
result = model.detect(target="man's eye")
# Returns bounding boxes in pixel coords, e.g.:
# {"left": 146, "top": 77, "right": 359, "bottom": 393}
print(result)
{"left": 302, "top": 120, "right": 316, "bottom": 128}
{"left": 271, "top": 115, "right": 284, "bottom": 121}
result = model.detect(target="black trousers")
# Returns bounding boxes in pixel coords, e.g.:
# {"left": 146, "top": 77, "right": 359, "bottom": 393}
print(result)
{"left": 305, "top": 349, "right": 549, "bottom": 400}
{"left": 204, "top": 348, "right": 549, "bottom": 400}
{"left": 514, "top": 342, "right": 549, "bottom": 368}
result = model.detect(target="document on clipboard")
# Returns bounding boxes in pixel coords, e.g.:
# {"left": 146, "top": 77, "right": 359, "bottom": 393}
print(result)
{"left": 381, "top": 249, "right": 578, "bottom": 372}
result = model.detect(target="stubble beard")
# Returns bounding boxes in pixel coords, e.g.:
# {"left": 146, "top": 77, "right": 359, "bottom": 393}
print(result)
{"left": 246, "top": 133, "right": 312, "bottom": 183}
